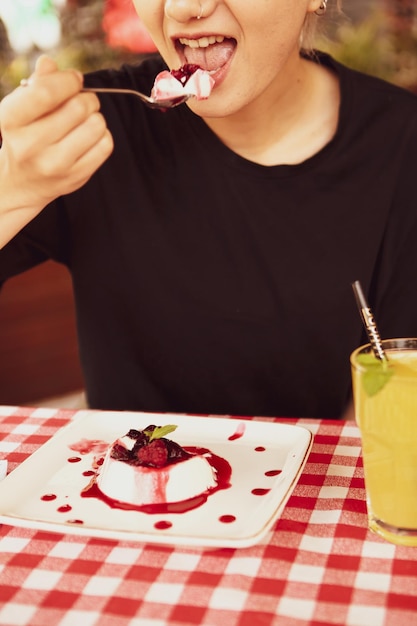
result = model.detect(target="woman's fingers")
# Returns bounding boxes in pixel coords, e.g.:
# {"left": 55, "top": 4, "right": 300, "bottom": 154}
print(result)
{"left": 0, "top": 57, "right": 114, "bottom": 210}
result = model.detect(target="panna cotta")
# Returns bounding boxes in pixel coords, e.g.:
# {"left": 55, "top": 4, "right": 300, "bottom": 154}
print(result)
{"left": 97, "top": 425, "right": 217, "bottom": 506}
{"left": 151, "top": 64, "right": 214, "bottom": 102}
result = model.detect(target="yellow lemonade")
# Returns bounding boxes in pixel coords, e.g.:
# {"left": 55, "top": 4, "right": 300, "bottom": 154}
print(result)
{"left": 351, "top": 340, "right": 417, "bottom": 546}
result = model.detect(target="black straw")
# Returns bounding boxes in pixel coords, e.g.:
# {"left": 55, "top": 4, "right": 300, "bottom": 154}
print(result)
{"left": 352, "top": 280, "right": 388, "bottom": 361}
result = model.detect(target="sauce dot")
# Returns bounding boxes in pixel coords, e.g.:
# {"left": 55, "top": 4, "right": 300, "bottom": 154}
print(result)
{"left": 254, "top": 446, "right": 266, "bottom": 452}
{"left": 82, "top": 470, "right": 96, "bottom": 477}
{"left": 251, "top": 488, "right": 270, "bottom": 496}
{"left": 154, "top": 520, "right": 172, "bottom": 530}
{"left": 265, "top": 469, "right": 282, "bottom": 477}
{"left": 219, "top": 515, "right": 236, "bottom": 524}
{"left": 57, "top": 504, "right": 72, "bottom": 513}
{"left": 67, "top": 519, "right": 84, "bottom": 525}
{"left": 67, "top": 457, "right": 82, "bottom": 463}
{"left": 41, "top": 494, "right": 57, "bottom": 501}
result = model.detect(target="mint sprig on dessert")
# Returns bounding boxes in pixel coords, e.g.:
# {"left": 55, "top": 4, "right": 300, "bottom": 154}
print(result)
{"left": 144, "top": 424, "right": 177, "bottom": 441}
{"left": 357, "top": 353, "right": 393, "bottom": 396}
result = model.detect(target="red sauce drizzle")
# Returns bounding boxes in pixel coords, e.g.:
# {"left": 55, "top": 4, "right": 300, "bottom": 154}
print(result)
{"left": 67, "top": 519, "right": 84, "bottom": 525}
{"left": 82, "top": 470, "right": 96, "bottom": 477}
{"left": 265, "top": 469, "right": 282, "bottom": 477}
{"left": 81, "top": 446, "right": 231, "bottom": 516}
{"left": 228, "top": 422, "right": 245, "bottom": 441}
{"left": 67, "top": 457, "right": 82, "bottom": 463}
{"left": 251, "top": 488, "right": 270, "bottom": 496}
{"left": 255, "top": 446, "right": 266, "bottom": 452}
{"left": 219, "top": 514, "right": 236, "bottom": 524}
{"left": 41, "top": 494, "right": 57, "bottom": 501}
{"left": 69, "top": 439, "right": 109, "bottom": 455}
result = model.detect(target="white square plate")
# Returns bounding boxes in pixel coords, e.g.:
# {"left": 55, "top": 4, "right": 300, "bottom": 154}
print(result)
{"left": 0, "top": 411, "right": 312, "bottom": 548}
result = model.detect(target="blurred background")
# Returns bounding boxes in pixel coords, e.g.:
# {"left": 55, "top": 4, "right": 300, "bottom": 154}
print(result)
{"left": 0, "top": 0, "right": 416, "bottom": 408}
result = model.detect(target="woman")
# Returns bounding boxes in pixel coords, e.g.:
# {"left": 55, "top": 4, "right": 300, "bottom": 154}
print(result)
{"left": 0, "top": 0, "right": 416, "bottom": 418}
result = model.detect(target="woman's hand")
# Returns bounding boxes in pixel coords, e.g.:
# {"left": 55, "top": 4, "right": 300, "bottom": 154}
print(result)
{"left": 0, "top": 55, "right": 114, "bottom": 248}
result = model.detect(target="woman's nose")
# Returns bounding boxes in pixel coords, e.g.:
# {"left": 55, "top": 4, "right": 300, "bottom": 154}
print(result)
{"left": 164, "top": 0, "right": 214, "bottom": 22}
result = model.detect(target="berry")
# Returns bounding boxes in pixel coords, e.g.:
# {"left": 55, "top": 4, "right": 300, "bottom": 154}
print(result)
{"left": 136, "top": 439, "right": 169, "bottom": 468}
{"left": 171, "top": 64, "right": 200, "bottom": 85}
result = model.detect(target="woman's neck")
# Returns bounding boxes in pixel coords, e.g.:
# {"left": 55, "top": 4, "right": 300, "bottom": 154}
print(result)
{"left": 202, "top": 56, "right": 340, "bottom": 166}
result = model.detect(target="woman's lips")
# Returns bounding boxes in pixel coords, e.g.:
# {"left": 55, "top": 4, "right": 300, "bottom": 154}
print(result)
{"left": 176, "top": 37, "right": 236, "bottom": 73}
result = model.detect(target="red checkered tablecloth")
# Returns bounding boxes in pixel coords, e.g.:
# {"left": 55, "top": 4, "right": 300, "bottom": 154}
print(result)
{"left": 0, "top": 406, "right": 416, "bottom": 626}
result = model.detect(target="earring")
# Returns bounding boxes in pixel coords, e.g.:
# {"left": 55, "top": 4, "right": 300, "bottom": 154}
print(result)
{"left": 315, "top": 0, "right": 327, "bottom": 16}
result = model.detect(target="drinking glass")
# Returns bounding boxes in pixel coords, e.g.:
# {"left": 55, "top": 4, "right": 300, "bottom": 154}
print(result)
{"left": 350, "top": 338, "right": 417, "bottom": 546}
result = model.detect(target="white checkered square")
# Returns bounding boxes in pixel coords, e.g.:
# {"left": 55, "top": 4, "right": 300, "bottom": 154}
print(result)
{"left": 106, "top": 545, "right": 144, "bottom": 564}
{"left": 361, "top": 540, "right": 396, "bottom": 559}
{"left": 48, "top": 541, "right": 86, "bottom": 559}
{"left": 334, "top": 445, "right": 361, "bottom": 457}
{"left": 341, "top": 424, "right": 361, "bottom": 438}
{"left": 0, "top": 406, "right": 18, "bottom": 415}
{"left": 347, "top": 604, "right": 385, "bottom": 626}
{"left": 11, "top": 423, "right": 40, "bottom": 436}
{"left": 145, "top": 582, "right": 184, "bottom": 605}
{"left": 0, "top": 536, "right": 31, "bottom": 553}
{"left": 83, "top": 575, "right": 121, "bottom": 596}
{"left": 277, "top": 597, "right": 316, "bottom": 621}
{"left": 58, "top": 609, "right": 101, "bottom": 626}
{"left": 209, "top": 587, "right": 248, "bottom": 611}
{"left": 0, "top": 602, "right": 37, "bottom": 626}
{"left": 354, "top": 571, "right": 391, "bottom": 593}
{"left": 31, "top": 408, "right": 62, "bottom": 419}
{"left": 288, "top": 563, "right": 325, "bottom": 585}
{"left": 164, "top": 551, "right": 201, "bottom": 571}
{"left": 225, "top": 556, "right": 261, "bottom": 576}
{"left": 0, "top": 441, "right": 21, "bottom": 453}
{"left": 309, "top": 509, "right": 342, "bottom": 525}
{"left": 299, "top": 534, "right": 334, "bottom": 554}
{"left": 319, "top": 485, "right": 349, "bottom": 499}
{"left": 326, "top": 463, "right": 356, "bottom": 477}
{"left": 22, "top": 569, "right": 62, "bottom": 590}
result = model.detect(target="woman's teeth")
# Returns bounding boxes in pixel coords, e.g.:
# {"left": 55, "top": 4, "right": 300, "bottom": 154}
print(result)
{"left": 179, "top": 35, "right": 225, "bottom": 49}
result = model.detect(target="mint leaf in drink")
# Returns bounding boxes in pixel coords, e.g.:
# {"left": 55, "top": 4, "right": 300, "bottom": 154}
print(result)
{"left": 357, "top": 354, "right": 393, "bottom": 396}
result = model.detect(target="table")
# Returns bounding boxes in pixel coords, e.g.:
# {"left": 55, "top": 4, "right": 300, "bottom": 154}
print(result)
{"left": 0, "top": 406, "right": 416, "bottom": 626}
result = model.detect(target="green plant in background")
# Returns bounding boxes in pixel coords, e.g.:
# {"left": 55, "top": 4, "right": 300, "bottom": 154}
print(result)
{"left": 319, "top": 6, "right": 417, "bottom": 91}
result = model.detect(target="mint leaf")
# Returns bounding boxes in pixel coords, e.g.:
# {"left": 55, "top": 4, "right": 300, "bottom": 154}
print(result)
{"left": 145, "top": 425, "right": 177, "bottom": 441}
{"left": 356, "top": 354, "right": 393, "bottom": 396}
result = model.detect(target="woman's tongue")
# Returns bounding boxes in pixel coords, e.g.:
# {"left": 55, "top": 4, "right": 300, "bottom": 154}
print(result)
{"left": 183, "top": 40, "right": 235, "bottom": 72}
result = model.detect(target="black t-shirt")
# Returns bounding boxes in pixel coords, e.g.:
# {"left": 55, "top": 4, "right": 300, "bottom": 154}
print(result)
{"left": 1, "top": 53, "right": 417, "bottom": 418}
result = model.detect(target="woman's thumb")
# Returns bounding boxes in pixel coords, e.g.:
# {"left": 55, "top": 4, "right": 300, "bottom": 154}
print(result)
{"left": 33, "top": 55, "right": 59, "bottom": 77}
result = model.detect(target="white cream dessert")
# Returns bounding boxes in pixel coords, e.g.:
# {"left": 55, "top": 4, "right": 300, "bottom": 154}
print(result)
{"left": 151, "top": 64, "right": 214, "bottom": 102}
{"left": 97, "top": 425, "right": 217, "bottom": 506}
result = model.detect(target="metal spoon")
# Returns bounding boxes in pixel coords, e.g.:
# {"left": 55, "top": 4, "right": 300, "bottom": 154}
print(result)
{"left": 82, "top": 87, "right": 192, "bottom": 110}
{"left": 20, "top": 80, "right": 191, "bottom": 110}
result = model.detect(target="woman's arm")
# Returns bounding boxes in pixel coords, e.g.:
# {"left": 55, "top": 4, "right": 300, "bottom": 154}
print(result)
{"left": 0, "top": 56, "right": 114, "bottom": 249}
